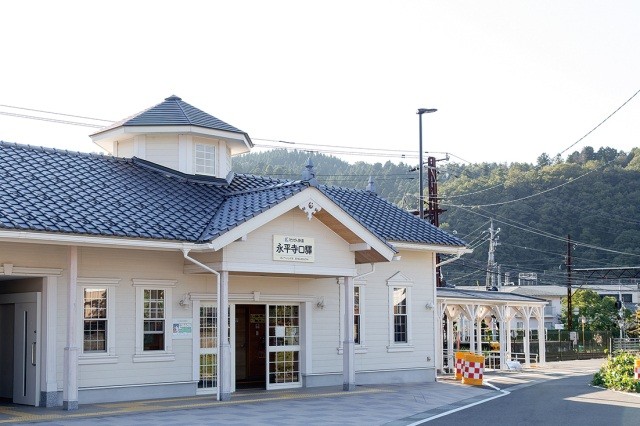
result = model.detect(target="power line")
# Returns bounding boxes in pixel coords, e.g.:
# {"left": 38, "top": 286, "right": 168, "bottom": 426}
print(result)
{"left": 0, "top": 104, "right": 113, "bottom": 123}
{"left": 0, "top": 111, "right": 104, "bottom": 128}
{"left": 439, "top": 162, "right": 605, "bottom": 208}
{"left": 450, "top": 204, "right": 640, "bottom": 259}
{"left": 557, "top": 88, "right": 640, "bottom": 156}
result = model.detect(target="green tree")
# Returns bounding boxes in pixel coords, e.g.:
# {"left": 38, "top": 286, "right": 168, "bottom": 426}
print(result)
{"left": 561, "top": 290, "right": 618, "bottom": 332}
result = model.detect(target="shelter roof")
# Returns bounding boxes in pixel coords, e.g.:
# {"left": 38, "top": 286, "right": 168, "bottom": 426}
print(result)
{"left": 437, "top": 288, "right": 547, "bottom": 304}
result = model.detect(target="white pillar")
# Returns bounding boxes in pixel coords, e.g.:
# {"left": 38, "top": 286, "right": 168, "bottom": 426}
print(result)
{"left": 463, "top": 305, "right": 476, "bottom": 354}
{"left": 219, "top": 271, "right": 232, "bottom": 400}
{"left": 343, "top": 276, "right": 355, "bottom": 391}
{"left": 505, "top": 308, "right": 513, "bottom": 362}
{"left": 536, "top": 307, "right": 546, "bottom": 365}
{"left": 446, "top": 315, "right": 454, "bottom": 371}
{"left": 436, "top": 303, "right": 443, "bottom": 374}
{"left": 494, "top": 306, "right": 508, "bottom": 370}
{"left": 63, "top": 246, "right": 79, "bottom": 410}
{"left": 476, "top": 317, "right": 483, "bottom": 354}
{"left": 522, "top": 307, "right": 532, "bottom": 367}
{"left": 42, "top": 276, "right": 58, "bottom": 407}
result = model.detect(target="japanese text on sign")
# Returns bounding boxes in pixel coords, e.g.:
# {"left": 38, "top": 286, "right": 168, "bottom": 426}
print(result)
{"left": 273, "top": 235, "right": 315, "bottom": 263}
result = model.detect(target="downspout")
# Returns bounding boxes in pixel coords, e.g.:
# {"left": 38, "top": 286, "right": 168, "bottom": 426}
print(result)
{"left": 182, "top": 248, "right": 221, "bottom": 402}
{"left": 355, "top": 263, "right": 375, "bottom": 279}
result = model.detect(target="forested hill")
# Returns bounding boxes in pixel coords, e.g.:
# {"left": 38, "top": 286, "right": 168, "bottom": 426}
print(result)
{"left": 233, "top": 146, "right": 640, "bottom": 286}
{"left": 233, "top": 149, "right": 417, "bottom": 207}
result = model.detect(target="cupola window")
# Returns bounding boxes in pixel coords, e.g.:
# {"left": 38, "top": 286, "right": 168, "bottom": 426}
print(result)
{"left": 195, "top": 143, "right": 216, "bottom": 175}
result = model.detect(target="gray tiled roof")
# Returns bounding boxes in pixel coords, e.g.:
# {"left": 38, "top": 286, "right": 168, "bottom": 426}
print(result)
{"left": 92, "top": 96, "right": 251, "bottom": 144}
{"left": 321, "top": 185, "right": 465, "bottom": 246}
{"left": 0, "top": 141, "right": 466, "bottom": 249}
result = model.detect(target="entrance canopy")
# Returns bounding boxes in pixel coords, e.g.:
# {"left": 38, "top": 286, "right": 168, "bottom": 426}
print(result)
{"left": 436, "top": 288, "right": 548, "bottom": 371}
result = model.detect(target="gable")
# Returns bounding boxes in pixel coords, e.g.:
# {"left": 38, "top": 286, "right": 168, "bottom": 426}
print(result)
{"left": 220, "top": 208, "right": 357, "bottom": 276}
{"left": 207, "top": 187, "right": 397, "bottom": 264}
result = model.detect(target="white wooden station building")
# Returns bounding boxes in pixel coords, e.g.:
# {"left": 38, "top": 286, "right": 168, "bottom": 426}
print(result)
{"left": 0, "top": 96, "right": 469, "bottom": 409}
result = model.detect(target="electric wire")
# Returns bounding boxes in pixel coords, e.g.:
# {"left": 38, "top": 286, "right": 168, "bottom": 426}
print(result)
{"left": 557, "top": 88, "right": 640, "bottom": 156}
{"left": 0, "top": 103, "right": 113, "bottom": 123}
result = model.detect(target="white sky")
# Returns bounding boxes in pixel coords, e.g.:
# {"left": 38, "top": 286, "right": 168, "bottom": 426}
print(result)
{"left": 1, "top": 0, "right": 638, "bottom": 166}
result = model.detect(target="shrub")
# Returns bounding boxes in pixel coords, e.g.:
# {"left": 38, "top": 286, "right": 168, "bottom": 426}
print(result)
{"left": 592, "top": 351, "right": 640, "bottom": 392}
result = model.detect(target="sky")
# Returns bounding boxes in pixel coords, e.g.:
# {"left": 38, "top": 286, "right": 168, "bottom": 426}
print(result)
{"left": 1, "top": 0, "right": 639, "bottom": 166}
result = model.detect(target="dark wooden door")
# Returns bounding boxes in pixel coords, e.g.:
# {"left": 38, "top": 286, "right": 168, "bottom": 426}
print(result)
{"left": 235, "top": 305, "right": 266, "bottom": 388}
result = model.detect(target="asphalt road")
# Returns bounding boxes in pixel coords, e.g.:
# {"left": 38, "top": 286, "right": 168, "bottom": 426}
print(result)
{"left": 425, "top": 372, "right": 640, "bottom": 426}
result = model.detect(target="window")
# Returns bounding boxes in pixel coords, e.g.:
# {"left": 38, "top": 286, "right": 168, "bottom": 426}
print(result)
{"left": 387, "top": 272, "right": 413, "bottom": 352}
{"left": 133, "top": 279, "right": 175, "bottom": 362}
{"left": 337, "top": 281, "right": 367, "bottom": 354}
{"left": 83, "top": 288, "right": 107, "bottom": 352}
{"left": 392, "top": 288, "right": 408, "bottom": 343}
{"left": 354, "top": 286, "right": 361, "bottom": 345}
{"left": 194, "top": 143, "right": 215, "bottom": 175}
{"left": 77, "top": 277, "right": 119, "bottom": 364}
{"left": 144, "top": 289, "right": 166, "bottom": 350}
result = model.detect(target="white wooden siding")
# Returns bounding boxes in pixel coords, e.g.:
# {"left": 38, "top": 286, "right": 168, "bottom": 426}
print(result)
{"left": 0, "top": 236, "right": 438, "bottom": 393}
{"left": 145, "top": 135, "right": 179, "bottom": 170}
{"left": 223, "top": 209, "right": 355, "bottom": 272}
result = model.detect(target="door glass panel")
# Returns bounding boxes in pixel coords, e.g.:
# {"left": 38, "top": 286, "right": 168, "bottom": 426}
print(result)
{"left": 198, "top": 304, "right": 217, "bottom": 391}
{"left": 267, "top": 304, "right": 300, "bottom": 388}
{"left": 268, "top": 350, "right": 299, "bottom": 384}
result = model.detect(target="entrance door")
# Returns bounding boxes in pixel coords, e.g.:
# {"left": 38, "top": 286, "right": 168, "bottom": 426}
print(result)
{"left": 197, "top": 302, "right": 217, "bottom": 394}
{"left": 235, "top": 305, "right": 266, "bottom": 389}
{"left": 266, "top": 304, "right": 301, "bottom": 390}
{"left": 0, "top": 293, "right": 40, "bottom": 406}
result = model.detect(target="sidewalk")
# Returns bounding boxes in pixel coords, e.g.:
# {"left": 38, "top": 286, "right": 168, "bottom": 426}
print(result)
{"left": 0, "top": 359, "right": 606, "bottom": 425}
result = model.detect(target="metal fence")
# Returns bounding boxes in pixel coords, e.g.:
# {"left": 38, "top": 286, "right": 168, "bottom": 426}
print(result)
{"left": 513, "top": 329, "right": 611, "bottom": 361}
{"left": 612, "top": 338, "right": 640, "bottom": 352}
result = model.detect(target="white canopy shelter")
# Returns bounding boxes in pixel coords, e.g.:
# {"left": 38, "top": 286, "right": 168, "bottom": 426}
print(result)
{"left": 436, "top": 288, "right": 549, "bottom": 371}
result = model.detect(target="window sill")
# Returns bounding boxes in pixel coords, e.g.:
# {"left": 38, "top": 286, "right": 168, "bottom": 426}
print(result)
{"left": 133, "top": 352, "right": 176, "bottom": 363}
{"left": 386, "top": 345, "right": 415, "bottom": 353}
{"left": 79, "top": 355, "right": 119, "bottom": 365}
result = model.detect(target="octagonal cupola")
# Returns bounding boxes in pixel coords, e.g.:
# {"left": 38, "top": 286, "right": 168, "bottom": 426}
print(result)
{"left": 90, "top": 95, "right": 253, "bottom": 178}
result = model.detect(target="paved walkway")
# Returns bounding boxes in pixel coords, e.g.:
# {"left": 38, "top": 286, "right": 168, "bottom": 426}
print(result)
{"left": 0, "top": 359, "right": 606, "bottom": 425}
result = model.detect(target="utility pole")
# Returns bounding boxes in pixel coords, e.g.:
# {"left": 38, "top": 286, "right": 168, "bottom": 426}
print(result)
{"left": 567, "top": 235, "right": 573, "bottom": 331}
{"left": 485, "top": 219, "right": 500, "bottom": 290}
{"left": 426, "top": 156, "right": 448, "bottom": 287}
{"left": 427, "top": 156, "right": 440, "bottom": 227}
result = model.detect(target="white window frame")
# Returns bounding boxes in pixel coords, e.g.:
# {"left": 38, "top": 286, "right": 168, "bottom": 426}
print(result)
{"left": 194, "top": 143, "right": 216, "bottom": 176}
{"left": 337, "top": 280, "right": 367, "bottom": 354}
{"left": 387, "top": 272, "right": 414, "bottom": 352}
{"left": 77, "top": 278, "right": 120, "bottom": 365}
{"left": 133, "top": 279, "right": 176, "bottom": 362}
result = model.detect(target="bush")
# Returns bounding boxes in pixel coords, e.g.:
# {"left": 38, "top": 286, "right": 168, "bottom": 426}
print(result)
{"left": 592, "top": 351, "right": 640, "bottom": 392}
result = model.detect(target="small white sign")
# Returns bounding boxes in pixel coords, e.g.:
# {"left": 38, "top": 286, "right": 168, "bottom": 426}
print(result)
{"left": 172, "top": 318, "right": 193, "bottom": 339}
{"left": 273, "top": 235, "right": 315, "bottom": 263}
{"left": 554, "top": 324, "right": 565, "bottom": 330}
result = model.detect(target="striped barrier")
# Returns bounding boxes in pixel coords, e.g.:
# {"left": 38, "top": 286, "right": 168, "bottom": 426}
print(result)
{"left": 455, "top": 352, "right": 467, "bottom": 380}
{"left": 635, "top": 359, "right": 640, "bottom": 380}
{"left": 461, "top": 353, "right": 484, "bottom": 386}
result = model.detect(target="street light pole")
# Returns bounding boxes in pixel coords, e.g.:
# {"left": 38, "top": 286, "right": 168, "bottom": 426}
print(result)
{"left": 417, "top": 108, "right": 437, "bottom": 220}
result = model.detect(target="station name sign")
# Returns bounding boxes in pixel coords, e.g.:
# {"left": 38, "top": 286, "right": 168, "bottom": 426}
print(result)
{"left": 273, "top": 235, "right": 315, "bottom": 263}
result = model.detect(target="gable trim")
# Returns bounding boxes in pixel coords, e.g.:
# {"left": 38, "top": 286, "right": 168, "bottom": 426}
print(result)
{"left": 209, "top": 188, "right": 396, "bottom": 261}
